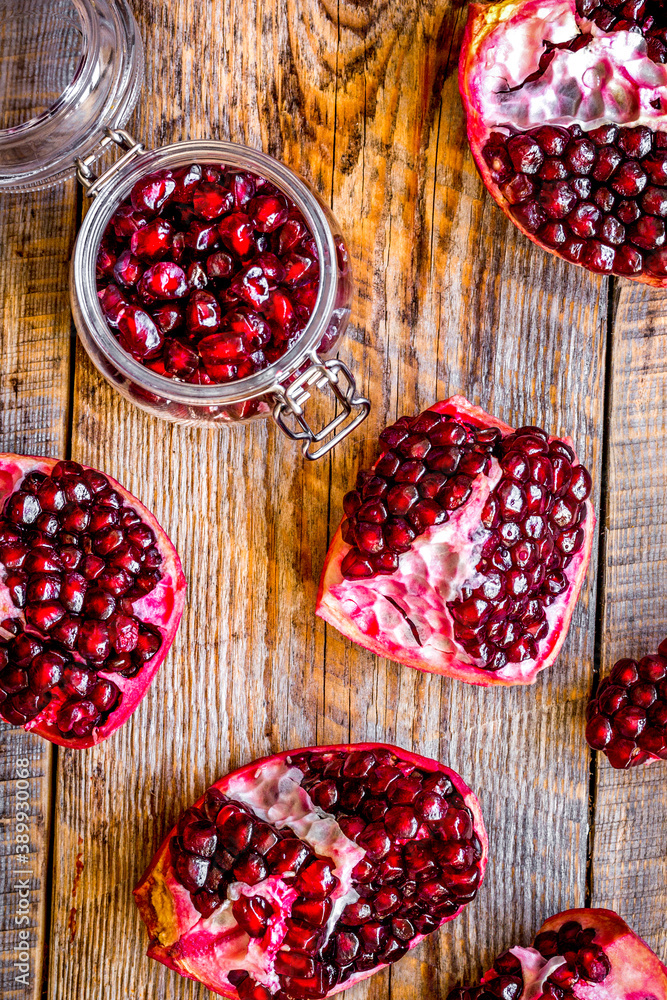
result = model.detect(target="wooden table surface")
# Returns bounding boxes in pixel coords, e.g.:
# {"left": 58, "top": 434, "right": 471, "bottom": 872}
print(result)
{"left": 1, "top": 1, "right": 666, "bottom": 998}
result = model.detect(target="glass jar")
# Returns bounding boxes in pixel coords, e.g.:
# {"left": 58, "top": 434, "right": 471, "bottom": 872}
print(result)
{"left": 0, "top": 0, "right": 370, "bottom": 458}
{"left": 0, "top": 0, "right": 143, "bottom": 192}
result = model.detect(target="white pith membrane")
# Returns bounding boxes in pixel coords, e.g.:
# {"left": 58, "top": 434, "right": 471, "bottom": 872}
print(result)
{"left": 0, "top": 456, "right": 184, "bottom": 744}
{"left": 471, "top": 0, "right": 667, "bottom": 136}
{"left": 505, "top": 948, "right": 566, "bottom": 1000}
{"left": 157, "top": 761, "right": 366, "bottom": 994}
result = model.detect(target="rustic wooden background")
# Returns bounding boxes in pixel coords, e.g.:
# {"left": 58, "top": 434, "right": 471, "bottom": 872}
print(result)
{"left": 1, "top": 1, "right": 666, "bottom": 998}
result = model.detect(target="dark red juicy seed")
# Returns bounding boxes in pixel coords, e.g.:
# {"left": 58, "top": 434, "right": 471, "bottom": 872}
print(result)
{"left": 587, "top": 641, "right": 667, "bottom": 767}
{"left": 0, "top": 462, "right": 164, "bottom": 740}
{"left": 169, "top": 748, "right": 483, "bottom": 999}
{"left": 97, "top": 165, "right": 321, "bottom": 383}
{"left": 481, "top": 104, "right": 667, "bottom": 279}
{"left": 341, "top": 409, "right": 591, "bottom": 671}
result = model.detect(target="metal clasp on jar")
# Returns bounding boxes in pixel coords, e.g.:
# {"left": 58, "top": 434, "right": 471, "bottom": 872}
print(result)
{"left": 75, "top": 127, "right": 145, "bottom": 198}
{"left": 272, "top": 351, "right": 370, "bottom": 460}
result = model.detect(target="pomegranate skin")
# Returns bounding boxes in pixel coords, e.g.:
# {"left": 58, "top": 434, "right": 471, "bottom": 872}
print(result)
{"left": 134, "top": 743, "right": 488, "bottom": 999}
{"left": 448, "top": 907, "right": 667, "bottom": 1000}
{"left": 316, "top": 396, "right": 595, "bottom": 687}
{"left": 0, "top": 455, "right": 186, "bottom": 748}
{"left": 459, "top": 0, "right": 667, "bottom": 287}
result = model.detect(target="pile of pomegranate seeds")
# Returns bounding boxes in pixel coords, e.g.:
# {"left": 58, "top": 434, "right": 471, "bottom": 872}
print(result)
{"left": 586, "top": 640, "right": 667, "bottom": 768}
{"left": 579, "top": 0, "right": 667, "bottom": 52}
{"left": 96, "top": 164, "right": 320, "bottom": 383}
{"left": 481, "top": 120, "right": 667, "bottom": 278}
{"left": 170, "top": 747, "right": 484, "bottom": 1000}
{"left": 340, "top": 412, "right": 591, "bottom": 671}
{"left": 0, "top": 461, "right": 162, "bottom": 739}
{"left": 448, "top": 918, "right": 611, "bottom": 1000}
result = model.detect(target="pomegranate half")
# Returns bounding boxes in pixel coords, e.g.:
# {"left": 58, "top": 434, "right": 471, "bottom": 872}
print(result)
{"left": 459, "top": 0, "right": 667, "bottom": 284}
{"left": 134, "top": 743, "right": 487, "bottom": 999}
{"left": 0, "top": 456, "right": 186, "bottom": 747}
{"left": 586, "top": 635, "right": 667, "bottom": 768}
{"left": 317, "top": 396, "right": 594, "bottom": 686}
{"left": 447, "top": 907, "right": 667, "bottom": 1000}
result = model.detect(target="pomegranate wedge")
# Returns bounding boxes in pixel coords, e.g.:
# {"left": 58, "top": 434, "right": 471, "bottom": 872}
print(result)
{"left": 317, "top": 396, "right": 595, "bottom": 686}
{"left": 134, "top": 743, "right": 487, "bottom": 999}
{"left": 586, "top": 636, "right": 667, "bottom": 768}
{"left": 460, "top": 0, "right": 667, "bottom": 284}
{"left": 448, "top": 908, "right": 667, "bottom": 1000}
{"left": 0, "top": 456, "right": 186, "bottom": 747}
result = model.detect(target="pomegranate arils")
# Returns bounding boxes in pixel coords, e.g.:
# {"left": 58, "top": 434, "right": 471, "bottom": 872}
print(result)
{"left": 143, "top": 745, "right": 486, "bottom": 1000}
{"left": 118, "top": 306, "right": 163, "bottom": 360}
{"left": 587, "top": 638, "right": 667, "bottom": 767}
{"left": 131, "top": 218, "right": 174, "bottom": 260}
{"left": 138, "top": 262, "right": 188, "bottom": 300}
{"left": 449, "top": 914, "right": 617, "bottom": 1000}
{"left": 99, "top": 165, "right": 321, "bottom": 382}
{"left": 463, "top": 0, "right": 667, "bottom": 284}
{"left": 131, "top": 170, "right": 176, "bottom": 214}
{"left": 0, "top": 461, "right": 171, "bottom": 744}
{"left": 338, "top": 405, "right": 592, "bottom": 671}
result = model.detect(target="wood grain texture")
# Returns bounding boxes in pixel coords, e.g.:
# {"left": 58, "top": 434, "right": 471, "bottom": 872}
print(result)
{"left": 0, "top": 180, "right": 77, "bottom": 999}
{"left": 45, "top": 1, "right": 612, "bottom": 999}
{"left": 590, "top": 279, "right": 667, "bottom": 960}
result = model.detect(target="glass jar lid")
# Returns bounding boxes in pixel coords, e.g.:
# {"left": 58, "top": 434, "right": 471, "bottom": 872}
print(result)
{"left": 0, "top": 0, "right": 143, "bottom": 192}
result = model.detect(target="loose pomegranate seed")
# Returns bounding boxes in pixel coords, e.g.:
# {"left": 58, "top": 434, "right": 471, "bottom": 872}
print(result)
{"left": 466, "top": 1, "right": 667, "bottom": 284}
{"left": 193, "top": 183, "right": 234, "bottom": 220}
{"left": 137, "top": 262, "right": 188, "bottom": 300}
{"left": 113, "top": 250, "right": 143, "bottom": 288}
{"left": 97, "top": 164, "right": 322, "bottom": 383}
{"left": 117, "top": 307, "right": 163, "bottom": 359}
{"left": 130, "top": 218, "right": 174, "bottom": 260}
{"left": 131, "top": 170, "right": 176, "bottom": 214}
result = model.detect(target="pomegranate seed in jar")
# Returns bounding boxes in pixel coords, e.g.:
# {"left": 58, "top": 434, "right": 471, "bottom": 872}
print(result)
{"left": 97, "top": 165, "right": 323, "bottom": 385}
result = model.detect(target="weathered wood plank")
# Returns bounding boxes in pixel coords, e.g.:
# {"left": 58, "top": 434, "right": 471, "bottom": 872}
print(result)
{"left": 44, "top": 1, "right": 615, "bottom": 1000}
{"left": 590, "top": 280, "right": 667, "bottom": 962}
{"left": 47, "top": 0, "right": 330, "bottom": 995}
{"left": 319, "top": 2, "right": 608, "bottom": 994}
{"left": 0, "top": 179, "right": 77, "bottom": 1000}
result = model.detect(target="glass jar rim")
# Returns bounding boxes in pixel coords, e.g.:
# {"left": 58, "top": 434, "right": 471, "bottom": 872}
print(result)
{"left": 71, "top": 139, "right": 340, "bottom": 404}
{"left": 0, "top": 0, "right": 143, "bottom": 192}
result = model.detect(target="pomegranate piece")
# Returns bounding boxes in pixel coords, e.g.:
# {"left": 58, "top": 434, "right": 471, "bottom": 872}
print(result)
{"left": 459, "top": 0, "right": 667, "bottom": 285}
{"left": 586, "top": 636, "right": 667, "bottom": 768}
{"left": 317, "top": 396, "right": 595, "bottom": 686}
{"left": 0, "top": 455, "right": 186, "bottom": 747}
{"left": 98, "top": 164, "right": 322, "bottom": 384}
{"left": 134, "top": 743, "right": 487, "bottom": 999}
{"left": 447, "top": 908, "right": 667, "bottom": 1000}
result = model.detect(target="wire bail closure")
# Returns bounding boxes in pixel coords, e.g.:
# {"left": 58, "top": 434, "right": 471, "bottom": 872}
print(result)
{"left": 75, "top": 128, "right": 145, "bottom": 198}
{"left": 272, "top": 351, "right": 371, "bottom": 460}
